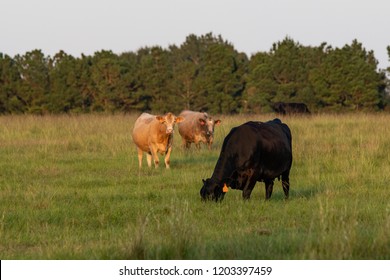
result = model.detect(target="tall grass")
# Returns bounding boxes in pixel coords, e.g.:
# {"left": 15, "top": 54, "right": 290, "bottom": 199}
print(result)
{"left": 0, "top": 113, "right": 389, "bottom": 259}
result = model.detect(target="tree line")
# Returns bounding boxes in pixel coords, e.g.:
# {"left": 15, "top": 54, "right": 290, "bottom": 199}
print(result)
{"left": 1, "top": 33, "right": 389, "bottom": 115}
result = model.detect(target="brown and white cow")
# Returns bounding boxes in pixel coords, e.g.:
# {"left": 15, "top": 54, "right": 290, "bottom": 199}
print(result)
{"left": 178, "top": 110, "right": 221, "bottom": 149}
{"left": 132, "top": 112, "right": 184, "bottom": 168}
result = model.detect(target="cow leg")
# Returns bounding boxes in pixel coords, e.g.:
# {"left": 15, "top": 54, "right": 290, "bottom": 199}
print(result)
{"left": 264, "top": 179, "right": 274, "bottom": 200}
{"left": 183, "top": 138, "right": 190, "bottom": 149}
{"left": 207, "top": 139, "right": 213, "bottom": 150}
{"left": 149, "top": 146, "right": 160, "bottom": 168}
{"left": 242, "top": 176, "right": 257, "bottom": 200}
{"left": 146, "top": 153, "right": 152, "bottom": 168}
{"left": 137, "top": 147, "right": 143, "bottom": 168}
{"left": 164, "top": 146, "right": 172, "bottom": 169}
{"left": 282, "top": 171, "right": 290, "bottom": 199}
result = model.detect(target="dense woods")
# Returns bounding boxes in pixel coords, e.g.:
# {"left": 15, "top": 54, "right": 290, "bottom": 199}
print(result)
{"left": 1, "top": 33, "right": 389, "bottom": 114}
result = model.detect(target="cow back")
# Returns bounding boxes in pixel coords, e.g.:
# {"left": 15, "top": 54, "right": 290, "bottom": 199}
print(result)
{"left": 178, "top": 110, "right": 208, "bottom": 140}
{"left": 272, "top": 102, "right": 310, "bottom": 114}
{"left": 212, "top": 120, "right": 292, "bottom": 184}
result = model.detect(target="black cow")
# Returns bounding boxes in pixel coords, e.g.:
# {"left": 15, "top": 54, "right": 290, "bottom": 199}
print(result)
{"left": 200, "top": 119, "right": 292, "bottom": 202}
{"left": 272, "top": 102, "right": 310, "bottom": 115}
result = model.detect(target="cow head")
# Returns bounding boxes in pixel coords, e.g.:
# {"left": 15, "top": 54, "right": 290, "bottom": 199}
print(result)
{"left": 156, "top": 113, "right": 184, "bottom": 134}
{"left": 199, "top": 116, "right": 221, "bottom": 144}
{"left": 200, "top": 178, "right": 226, "bottom": 202}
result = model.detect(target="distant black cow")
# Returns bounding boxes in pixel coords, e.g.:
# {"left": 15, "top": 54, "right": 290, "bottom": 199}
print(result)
{"left": 272, "top": 102, "right": 310, "bottom": 115}
{"left": 200, "top": 119, "right": 292, "bottom": 202}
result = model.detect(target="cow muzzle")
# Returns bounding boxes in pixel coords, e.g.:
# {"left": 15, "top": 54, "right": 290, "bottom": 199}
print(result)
{"left": 200, "top": 186, "right": 225, "bottom": 202}
{"left": 166, "top": 127, "right": 174, "bottom": 134}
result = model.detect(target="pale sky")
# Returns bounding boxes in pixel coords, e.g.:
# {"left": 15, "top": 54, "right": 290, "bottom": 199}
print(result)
{"left": 1, "top": 0, "right": 389, "bottom": 70}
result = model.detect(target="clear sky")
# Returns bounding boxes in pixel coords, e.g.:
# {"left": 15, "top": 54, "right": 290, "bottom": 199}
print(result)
{"left": 1, "top": 0, "right": 389, "bottom": 70}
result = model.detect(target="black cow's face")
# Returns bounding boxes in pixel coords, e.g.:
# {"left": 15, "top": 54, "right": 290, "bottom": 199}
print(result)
{"left": 200, "top": 178, "right": 225, "bottom": 202}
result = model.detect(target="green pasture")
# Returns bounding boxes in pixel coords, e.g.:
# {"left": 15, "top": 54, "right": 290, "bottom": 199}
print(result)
{"left": 0, "top": 114, "right": 389, "bottom": 259}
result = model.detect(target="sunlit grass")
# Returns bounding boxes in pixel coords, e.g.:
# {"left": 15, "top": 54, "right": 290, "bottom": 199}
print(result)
{"left": 0, "top": 113, "right": 389, "bottom": 259}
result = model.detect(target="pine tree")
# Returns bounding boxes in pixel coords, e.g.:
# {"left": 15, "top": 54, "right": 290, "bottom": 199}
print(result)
{"left": 169, "top": 34, "right": 203, "bottom": 111}
{"left": 310, "top": 40, "right": 383, "bottom": 111}
{"left": 244, "top": 37, "right": 322, "bottom": 112}
{"left": 89, "top": 50, "right": 121, "bottom": 112}
{"left": 117, "top": 51, "right": 146, "bottom": 112}
{"left": 0, "top": 53, "right": 23, "bottom": 113}
{"left": 136, "top": 46, "right": 175, "bottom": 113}
{"left": 14, "top": 50, "right": 50, "bottom": 114}
{"left": 48, "top": 50, "right": 81, "bottom": 113}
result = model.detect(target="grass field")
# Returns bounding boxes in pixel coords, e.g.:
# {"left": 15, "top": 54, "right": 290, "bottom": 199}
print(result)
{"left": 0, "top": 113, "right": 389, "bottom": 259}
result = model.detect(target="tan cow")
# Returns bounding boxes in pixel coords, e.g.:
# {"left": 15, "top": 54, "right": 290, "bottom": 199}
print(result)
{"left": 178, "top": 110, "right": 221, "bottom": 149}
{"left": 132, "top": 112, "right": 184, "bottom": 168}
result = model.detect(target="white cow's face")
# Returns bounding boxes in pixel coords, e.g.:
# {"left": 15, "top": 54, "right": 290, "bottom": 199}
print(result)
{"left": 199, "top": 118, "right": 221, "bottom": 136}
{"left": 156, "top": 113, "right": 184, "bottom": 134}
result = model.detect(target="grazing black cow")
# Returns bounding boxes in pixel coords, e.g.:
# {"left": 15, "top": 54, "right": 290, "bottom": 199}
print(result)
{"left": 272, "top": 102, "right": 310, "bottom": 115}
{"left": 200, "top": 119, "right": 292, "bottom": 202}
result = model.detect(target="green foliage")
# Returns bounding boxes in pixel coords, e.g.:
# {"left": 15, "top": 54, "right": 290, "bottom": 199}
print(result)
{"left": 199, "top": 38, "right": 246, "bottom": 114}
{"left": 244, "top": 37, "right": 387, "bottom": 113}
{"left": 0, "top": 34, "right": 389, "bottom": 114}
{"left": 0, "top": 53, "right": 23, "bottom": 113}
{"left": 11, "top": 50, "right": 51, "bottom": 114}
{"left": 309, "top": 40, "right": 383, "bottom": 111}
{"left": 168, "top": 33, "right": 247, "bottom": 114}
{"left": 137, "top": 46, "right": 175, "bottom": 113}
{"left": 48, "top": 51, "right": 81, "bottom": 113}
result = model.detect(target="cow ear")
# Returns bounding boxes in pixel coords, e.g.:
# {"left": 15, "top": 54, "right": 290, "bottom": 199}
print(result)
{"left": 215, "top": 120, "right": 221, "bottom": 125}
{"left": 175, "top": 116, "right": 184, "bottom": 123}
{"left": 199, "top": 118, "right": 206, "bottom": 126}
{"left": 156, "top": 116, "right": 165, "bottom": 123}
